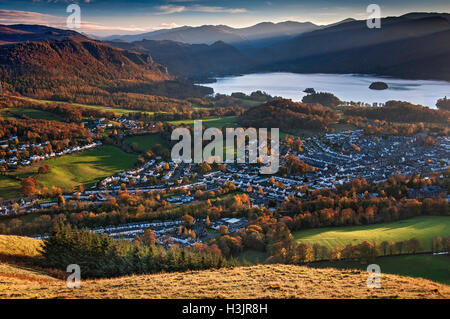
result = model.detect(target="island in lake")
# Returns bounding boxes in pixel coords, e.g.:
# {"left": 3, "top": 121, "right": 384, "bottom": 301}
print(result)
{"left": 369, "top": 81, "right": 389, "bottom": 90}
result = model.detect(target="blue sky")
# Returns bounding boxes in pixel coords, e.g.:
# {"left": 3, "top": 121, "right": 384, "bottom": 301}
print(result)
{"left": 0, "top": 0, "right": 449, "bottom": 35}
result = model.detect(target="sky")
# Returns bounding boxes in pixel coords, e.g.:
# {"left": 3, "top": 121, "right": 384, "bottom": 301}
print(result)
{"left": 0, "top": 0, "right": 449, "bottom": 36}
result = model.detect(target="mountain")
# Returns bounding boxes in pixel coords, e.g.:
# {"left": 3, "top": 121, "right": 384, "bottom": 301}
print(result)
{"left": 107, "top": 39, "right": 252, "bottom": 79}
{"left": 0, "top": 25, "right": 213, "bottom": 107}
{"left": 0, "top": 37, "right": 170, "bottom": 90}
{"left": 0, "top": 24, "right": 87, "bottom": 45}
{"left": 103, "top": 21, "right": 320, "bottom": 48}
{"left": 255, "top": 13, "right": 450, "bottom": 81}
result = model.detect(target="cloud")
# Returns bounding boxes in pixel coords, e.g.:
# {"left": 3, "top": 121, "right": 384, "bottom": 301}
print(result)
{"left": 156, "top": 4, "right": 247, "bottom": 15}
{"left": 0, "top": 9, "right": 62, "bottom": 25}
{"left": 0, "top": 9, "right": 150, "bottom": 33}
{"left": 156, "top": 5, "right": 187, "bottom": 14}
{"left": 154, "top": 22, "right": 179, "bottom": 30}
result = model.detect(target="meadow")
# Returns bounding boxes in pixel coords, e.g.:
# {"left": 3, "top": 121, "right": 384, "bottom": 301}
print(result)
{"left": 20, "top": 97, "right": 154, "bottom": 116}
{"left": 0, "top": 176, "right": 22, "bottom": 200}
{"left": 0, "top": 108, "right": 64, "bottom": 121}
{"left": 293, "top": 216, "right": 450, "bottom": 251}
{"left": 125, "top": 134, "right": 168, "bottom": 152}
{"left": 11, "top": 145, "right": 137, "bottom": 191}
{"left": 0, "top": 235, "right": 43, "bottom": 257}
{"left": 169, "top": 116, "right": 239, "bottom": 128}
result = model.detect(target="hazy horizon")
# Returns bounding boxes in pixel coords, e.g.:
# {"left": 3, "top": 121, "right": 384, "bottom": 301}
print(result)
{"left": 0, "top": 0, "right": 449, "bottom": 36}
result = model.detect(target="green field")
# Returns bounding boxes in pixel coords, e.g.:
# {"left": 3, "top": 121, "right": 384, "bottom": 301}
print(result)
{"left": 169, "top": 116, "right": 239, "bottom": 128}
{"left": 237, "top": 250, "right": 268, "bottom": 264}
{"left": 125, "top": 134, "right": 168, "bottom": 152}
{"left": 12, "top": 145, "right": 137, "bottom": 191}
{"left": 310, "top": 254, "right": 450, "bottom": 285}
{"left": 21, "top": 97, "right": 154, "bottom": 116}
{"left": 0, "top": 176, "right": 22, "bottom": 200}
{"left": 294, "top": 216, "right": 450, "bottom": 251}
{"left": 0, "top": 108, "right": 64, "bottom": 121}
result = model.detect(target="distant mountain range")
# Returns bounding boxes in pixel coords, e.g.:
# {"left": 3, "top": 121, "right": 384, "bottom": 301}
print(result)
{"left": 101, "top": 21, "right": 323, "bottom": 49}
{"left": 106, "top": 39, "right": 251, "bottom": 79}
{"left": 255, "top": 13, "right": 450, "bottom": 81}
{"left": 0, "top": 12, "right": 449, "bottom": 93}
{"left": 0, "top": 24, "right": 212, "bottom": 102}
{"left": 0, "top": 24, "right": 87, "bottom": 45}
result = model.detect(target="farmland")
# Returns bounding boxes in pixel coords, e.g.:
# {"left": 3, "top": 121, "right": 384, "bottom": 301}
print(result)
{"left": 125, "top": 134, "right": 168, "bottom": 152}
{"left": 293, "top": 216, "right": 450, "bottom": 251}
{"left": 0, "top": 176, "right": 22, "bottom": 200}
{"left": 169, "top": 116, "right": 239, "bottom": 128}
{"left": 10, "top": 146, "right": 137, "bottom": 191}
{"left": 0, "top": 108, "right": 63, "bottom": 122}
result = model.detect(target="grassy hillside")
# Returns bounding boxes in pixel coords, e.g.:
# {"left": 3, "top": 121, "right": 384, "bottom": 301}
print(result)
{"left": 0, "top": 263, "right": 448, "bottom": 299}
{"left": 125, "top": 134, "right": 168, "bottom": 152}
{"left": 293, "top": 216, "right": 450, "bottom": 251}
{"left": 0, "top": 176, "right": 22, "bottom": 200}
{"left": 0, "top": 235, "right": 43, "bottom": 257}
{"left": 11, "top": 145, "right": 137, "bottom": 191}
{"left": 22, "top": 97, "right": 155, "bottom": 116}
{"left": 0, "top": 107, "right": 64, "bottom": 121}
{"left": 169, "top": 116, "right": 239, "bottom": 128}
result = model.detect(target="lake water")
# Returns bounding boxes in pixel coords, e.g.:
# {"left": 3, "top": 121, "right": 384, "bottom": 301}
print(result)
{"left": 200, "top": 72, "right": 450, "bottom": 108}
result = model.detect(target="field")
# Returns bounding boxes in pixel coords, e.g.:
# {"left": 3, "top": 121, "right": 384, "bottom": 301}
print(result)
{"left": 0, "top": 235, "right": 448, "bottom": 299}
{"left": 20, "top": 96, "right": 154, "bottom": 116}
{"left": 0, "top": 235, "right": 43, "bottom": 257}
{"left": 11, "top": 145, "right": 137, "bottom": 191}
{"left": 310, "top": 255, "right": 450, "bottom": 285}
{"left": 125, "top": 134, "right": 168, "bottom": 152}
{"left": 169, "top": 116, "right": 239, "bottom": 128}
{"left": 0, "top": 263, "right": 448, "bottom": 299}
{"left": 293, "top": 216, "right": 450, "bottom": 251}
{"left": 0, "top": 108, "right": 63, "bottom": 121}
{"left": 0, "top": 176, "right": 22, "bottom": 200}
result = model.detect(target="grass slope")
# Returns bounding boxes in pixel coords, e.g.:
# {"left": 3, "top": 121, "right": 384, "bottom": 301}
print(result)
{"left": 0, "top": 264, "right": 448, "bottom": 299}
{"left": 0, "top": 176, "right": 22, "bottom": 200}
{"left": 0, "top": 108, "right": 63, "bottom": 121}
{"left": 294, "top": 216, "right": 450, "bottom": 251}
{"left": 125, "top": 134, "right": 168, "bottom": 152}
{"left": 169, "top": 116, "right": 239, "bottom": 128}
{"left": 0, "top": 235, "right": 43, "bottom": 257}
{"left": 12, "top": 145, "right": 137, "bottom": 191}
{"left": 20, "top": 96, "right": 154, "bottom": 116}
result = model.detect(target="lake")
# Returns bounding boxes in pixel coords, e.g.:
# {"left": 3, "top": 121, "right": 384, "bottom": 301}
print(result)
{"left": 200, "top": 72, "right": 450, "bottom": 108}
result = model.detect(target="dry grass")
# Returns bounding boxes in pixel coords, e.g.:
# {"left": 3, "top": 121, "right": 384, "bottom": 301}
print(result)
{"left": 0, "top": 235, "right": 43, "bottom": 257}
{"left": 0, "top": 263, "right": 448, "bottom": 299}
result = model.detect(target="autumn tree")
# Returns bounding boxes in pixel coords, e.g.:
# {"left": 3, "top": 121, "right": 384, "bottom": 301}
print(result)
{"left": 143, "top": 229, "right": 157, "bottom": 246}
{"left": 295, "top": 242, "right": 314, "bottom": 263}
{"left": 182, "top": 214, "right": 194, "bottom": 229}
{"left": 21, "top": 177, "right": 37, "bottom": 196}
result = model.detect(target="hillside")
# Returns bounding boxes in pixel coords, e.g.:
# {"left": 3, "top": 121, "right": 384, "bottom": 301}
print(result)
{"left": 239, "top": 98, "right": 339, "bottom": 132}
{"left": 103, "top": 21, "right": 320, "bottom": 48}
{"left": 0, "top": 235, "right": 448, "bottom": 299}
{"left": 0, "top": 38, "right": 169, "bottom": 91}
{"left": 0, "top": 235, "right": 43, "bottom": 258}
{"left": 0, "top": 29, "right": 212, "bottom": 106}
{"left": 107, "top": 39, "right": 251, "bottom": 78}
{"left": 0, "top": 263, "right": 448, "bottom": 298}
{"left": 0, "top": 24, "right": 87, "bottom": 44}
{"left": 257, "top": 13, "right": 450, "bottom": 81}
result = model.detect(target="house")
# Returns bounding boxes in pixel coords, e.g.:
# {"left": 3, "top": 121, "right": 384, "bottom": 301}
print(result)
{"left": 408, "top": 186, "right": 447, "bottom": 199}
